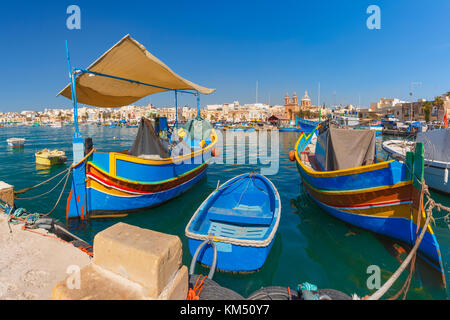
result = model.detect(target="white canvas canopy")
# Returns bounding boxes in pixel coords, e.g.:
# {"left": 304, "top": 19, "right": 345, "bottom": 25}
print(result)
{"left": 57, "top": 34, "right": 215, "bottom": 107}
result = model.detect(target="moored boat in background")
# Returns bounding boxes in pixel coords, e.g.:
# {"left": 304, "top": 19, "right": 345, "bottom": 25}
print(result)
{"left": 382, "top": 129, "right": 449, "bottom": 195}
{"left": 6, "top": 138, "right": 25, "bottom": 147}
{"left": 35, "top": 149, "right": 67, "bottom": 166}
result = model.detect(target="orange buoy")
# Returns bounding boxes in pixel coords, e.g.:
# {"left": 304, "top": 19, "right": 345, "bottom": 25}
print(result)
{"left": 212, "top": 147, "right": 220, "bottom": 157}
{"left": 288, "top": 150, "right": 296, "bottom": 162}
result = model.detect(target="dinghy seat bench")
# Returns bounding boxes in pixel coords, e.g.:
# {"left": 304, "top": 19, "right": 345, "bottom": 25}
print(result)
{"left": 208, "top": 205, "right": 273, "bottom": 226}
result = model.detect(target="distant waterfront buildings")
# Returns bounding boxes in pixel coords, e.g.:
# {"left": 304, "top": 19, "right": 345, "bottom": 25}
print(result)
{"left": 1, "top": 92, "right": 448, "bottom": 125}
{"left": 366, "top": 94, "right": 450, "bottom": 122}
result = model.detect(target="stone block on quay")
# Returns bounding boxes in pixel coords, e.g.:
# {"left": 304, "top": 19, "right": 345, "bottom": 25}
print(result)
{"left": 92, "top": 222, "right": 182, "bottom": 298}
{"left": 0, "top": 181, "right": 14, "bottom": 207}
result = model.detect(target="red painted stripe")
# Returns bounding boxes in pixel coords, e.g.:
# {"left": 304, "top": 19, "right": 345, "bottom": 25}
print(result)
{"left": 87, "top": 172, "right": 153, "bottom": 194}
{"left": 66, "top": 189, "right": 73, "bottom": 220}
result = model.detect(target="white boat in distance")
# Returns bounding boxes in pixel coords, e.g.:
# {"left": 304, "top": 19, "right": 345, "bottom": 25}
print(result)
{"left": 7, "top": 138, "right": 26, "bottom": 147}
{"left": 382, "top": 129, "right": 449, "bottom": 195}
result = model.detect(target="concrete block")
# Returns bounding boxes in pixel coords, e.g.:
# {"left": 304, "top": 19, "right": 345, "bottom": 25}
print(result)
{"left": 158, "top": 265, "right": 188, "bottom": 300}
{"left": 0, "top": 181, "right": 14, "bottom": 207}
{"left": 93, "top": 222, "right": 182, "bottom": 298}
{"left": 52, "top": 264, "right": 148, "bottom": 300}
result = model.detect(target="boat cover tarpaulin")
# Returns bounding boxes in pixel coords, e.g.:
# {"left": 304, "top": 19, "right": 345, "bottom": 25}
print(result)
{"left": 417, "top": 129, "right": 450, "bottom": 163}
{"left": 181, "top": 116, "right": 213, "bottom": 143}
{"left": 317, "top": 127, "right": 376, "bottom": 171}
{"left": 128, "top": 117, "right": 170, "bottom": 158}
{"left": 57, "top": 35, "right": 215, "bottom": 107}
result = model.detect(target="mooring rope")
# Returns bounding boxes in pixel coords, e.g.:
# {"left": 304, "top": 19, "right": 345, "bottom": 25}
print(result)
{"left": 367, "top": 181, "right": 450, "bottom": 300}
{"left": 9, "top": 148, "right": 96, "bottom": 218}
{"left": 13, "top": 148, "right": 95, "bottom": 196}
{"left": 14, "top": 167, "right": 70, "bottom": 195}
{"left": 15, "top": 169, "right": 72, "bottom": 200}
{"left": 40, "top": 166, "right": 72, "bottom": 217}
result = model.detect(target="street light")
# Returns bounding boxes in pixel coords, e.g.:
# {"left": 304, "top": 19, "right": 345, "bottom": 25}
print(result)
{"left": 409, "top": 82, "right": 422, "bottom": 121}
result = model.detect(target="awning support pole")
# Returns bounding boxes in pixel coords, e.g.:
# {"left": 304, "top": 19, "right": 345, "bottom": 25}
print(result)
{"left": 65, "top": 41, "right": 84, "bottom": 164}
{"left": 66, "top": 41, "right": 80, "bottom": 137}
{"left": 175, "top": 90, "right": 178, "bottom": 126}
{"left": 197, "top": 92, "right": 200, "bottom": 117}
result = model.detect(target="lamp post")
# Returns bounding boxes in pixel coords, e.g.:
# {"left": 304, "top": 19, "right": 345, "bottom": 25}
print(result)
{"left": 409, "top": 82, "right": 421, "bottom": 121}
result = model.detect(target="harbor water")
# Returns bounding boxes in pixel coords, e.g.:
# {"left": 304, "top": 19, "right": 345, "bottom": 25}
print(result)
{"left": 0, "top": 125, "right": 449, "bottom": 299}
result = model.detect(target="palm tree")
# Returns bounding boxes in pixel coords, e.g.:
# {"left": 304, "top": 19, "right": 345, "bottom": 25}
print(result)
{"left": 433, "top": 96, "right": 444, "bottom": 121}
{"left": 423, "top": 101, "right": 433, "bottom": 123}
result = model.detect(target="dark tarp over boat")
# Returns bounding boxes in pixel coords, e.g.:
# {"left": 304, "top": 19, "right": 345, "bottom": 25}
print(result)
{"left": 128, "top": 117, "right": 170, "bottom": 158}
{"left": 316, "top": 126, "right": 376, "bottom": 171}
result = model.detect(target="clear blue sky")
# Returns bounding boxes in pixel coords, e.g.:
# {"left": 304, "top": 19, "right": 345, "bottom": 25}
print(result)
{"left": 0, "top": 0, "right": 449, "bottom": 112}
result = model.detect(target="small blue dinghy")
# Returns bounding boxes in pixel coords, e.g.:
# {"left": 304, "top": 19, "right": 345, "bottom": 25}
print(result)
{"left": 185, "top": 173, "right": 281, "bottom": 272}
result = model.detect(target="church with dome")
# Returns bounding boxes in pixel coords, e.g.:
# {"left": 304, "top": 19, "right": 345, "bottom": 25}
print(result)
{"left": 284, "top": 91, "right": 311, "bottom": 121}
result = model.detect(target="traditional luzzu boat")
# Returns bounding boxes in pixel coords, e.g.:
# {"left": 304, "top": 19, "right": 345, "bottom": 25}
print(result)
{"left": 295, "top": 117, "right": 319, "bottom": 134}
{"left": 185, "top": 173, "right": 281, "bottom": 272}
{"left": 291, "top": 122, "right": 446, "bottom": 280}
{"left": 58, "top": 35, "right": 217, "bottom": 219}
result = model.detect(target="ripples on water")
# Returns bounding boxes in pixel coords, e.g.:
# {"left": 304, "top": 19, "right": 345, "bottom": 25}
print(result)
{"left": 0, "top": 125, "right": 448, "bottom": 299}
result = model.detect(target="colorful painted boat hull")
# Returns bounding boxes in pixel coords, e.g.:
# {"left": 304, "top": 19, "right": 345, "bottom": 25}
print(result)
{"left": 186, "top": 173, "right": 281, "bottom": 272}
{"left": 67, "top": 130, "right": 218, "bottom": 219}
{"left": 293, "top": 126, "right": 445, "bottom": 278}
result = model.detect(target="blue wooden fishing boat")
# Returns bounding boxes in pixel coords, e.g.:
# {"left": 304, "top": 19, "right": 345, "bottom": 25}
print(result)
{"left": 295, "top": 117, "right": 319, "bottom": 133}
{"left": 59, "top": 35, "right": 217, "bottom": 219}
{"left": 185, "top": 173, "right": 281, "bottom": 272}
{"left": 291, "top": 122, "right": 446, "bottom": 282}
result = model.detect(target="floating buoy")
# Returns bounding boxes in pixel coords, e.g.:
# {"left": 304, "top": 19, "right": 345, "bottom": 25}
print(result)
{"left": 288, "top": 150, "right": 296, "bottom": 162}
{"left": 212, "top": 147, "right": 220, "bottom": 157}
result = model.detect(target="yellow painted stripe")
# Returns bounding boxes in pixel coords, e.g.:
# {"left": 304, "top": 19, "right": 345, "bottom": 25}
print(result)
{"left": 302, "top": 178, "right": 412, "bottom": 195}
{"left": 342, "top": 203, "right": 412, "bottom": 219}
{"left": 341, "top": 205, "right": 433, "bottom": 234}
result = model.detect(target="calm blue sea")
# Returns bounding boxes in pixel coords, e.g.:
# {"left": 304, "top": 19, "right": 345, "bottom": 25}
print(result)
{"left": 0, "top": 125, "right": 448, "bottom": 299}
